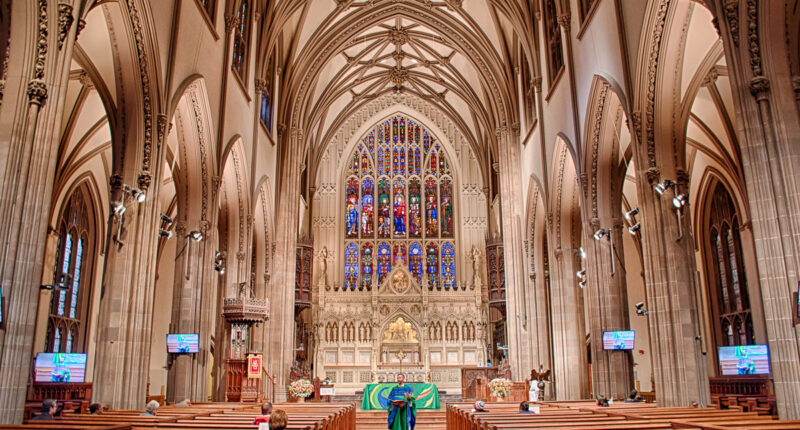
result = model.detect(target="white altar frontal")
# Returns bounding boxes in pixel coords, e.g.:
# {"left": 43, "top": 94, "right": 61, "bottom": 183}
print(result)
{"left": 313, "top": 269, "right": 488, "bottom": 395}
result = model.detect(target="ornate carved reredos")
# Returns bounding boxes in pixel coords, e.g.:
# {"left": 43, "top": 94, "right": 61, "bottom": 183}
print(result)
{"left": 381, "top": 267, "right": 421, "bottom": 296}
{"left": 383, "top": 317, "right": 419, "bottom": 344}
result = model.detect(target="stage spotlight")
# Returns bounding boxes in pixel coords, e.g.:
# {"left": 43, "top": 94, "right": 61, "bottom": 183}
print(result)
{"left": 628, "top": 222, "right": 641, "bottom": 235}
{"left": 593, "top": 229, "right": 608, "bottom": 241}
{"left": 159, "top": 229, "right": 173, "bottom": 239}
{"left": 635, "top": 302, "right": 649, "bottom": 316}
{"left": 160, "top": 214, "right": 174, "bottom": 226}
{"left": 578, "top": 280, "right": 587, "bottom": 289}
{"left": 624, "top": 207, "right": 639, "bottom": 220}
{"left": 672, "top": 194, "right": 688, "bottom": 209}
{"left": 576, "top": 269, "right": 586, "bottom": 280}
{"left": 579, "top": 247, "right": 587, "bottom": 260}
{"left": 111, "top": 201, "right": 126, "bottom": 216}
{"left": 130, "top": 187, "right": 146, "bottom": 203}
{"left": 188, "top": 231, "right": 203, "bottom": 241}
{"left": 654, "top": 180, "right": 673, "bottom": 195}
{"left": 214, "top": 251, "right": 226, "bottom": 274}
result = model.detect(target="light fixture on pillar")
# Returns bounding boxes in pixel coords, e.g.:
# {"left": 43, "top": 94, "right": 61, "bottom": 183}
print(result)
{"left": 624, "top": 207, "right": 639, "bottom": 221}
{"left": 628, "top": 222, "right": 641, "bottom": 235}
{"left": 160, "top": 214, "right": 174, "bottom": 226}
{"left": 123, "top": 184, "right": 146, "bottom": 203}
{"left": 654, "top": 180, "right": 674, "bottom": 195}
{"left": 593, "top": 228, "right": 609, "bottom": 241}
{"left": 111, "top": 201, "right": 126, "bottom": 216}
{"left": 576, "top": 269, "right": 586, "bottom": 280}
{"left": 592, "top": 228, "right": 616, "bottom": 275}
{"left": 159, "top": 229, "right": 173, "bottom": 239}
{"left": 579, "top": 247, "right": 587, "bottom": 260}
{"left": 578, "top": 280, "right": 587, "bottom": 289}
{"left": 635, "top": 302, "right": 649, "bottom": 316}
{"left": 188, "top": 231, "right": 203, "bottom": 242}
{"left": 214, "top": 251, "right": 226, "bottom": 275}
{"left": 41, "top": 273, "right": 72, "bottom": 290}
{"left": 672, "top": 194, "right": 688, "bottom": 209}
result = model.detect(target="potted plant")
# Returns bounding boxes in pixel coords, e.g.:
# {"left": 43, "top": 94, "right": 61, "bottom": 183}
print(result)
{"left": 288, "top": 378, "right": 314, "bottom": 402}
{"left": 488, "top": 377, "right": 512, "bottom": 402}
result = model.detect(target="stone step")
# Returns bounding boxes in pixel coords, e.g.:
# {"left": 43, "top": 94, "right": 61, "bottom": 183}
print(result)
{"left": 356, "top": 410, "right": 446, "bottom": 430}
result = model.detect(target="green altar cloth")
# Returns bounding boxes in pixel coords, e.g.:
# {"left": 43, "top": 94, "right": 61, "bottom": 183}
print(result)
{"left": 361, "top": 383, "right": 441, "bottom": 410}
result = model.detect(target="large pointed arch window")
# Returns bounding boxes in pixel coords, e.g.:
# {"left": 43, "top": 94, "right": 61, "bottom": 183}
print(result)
{"left": 47, "top": 186, "right": 96, "bottom": 353}
{"left": 704, "top": 183, "right": 754, "bottom": 348}
{"left": 343, "top": 117, "right": 457, "bottom": 291}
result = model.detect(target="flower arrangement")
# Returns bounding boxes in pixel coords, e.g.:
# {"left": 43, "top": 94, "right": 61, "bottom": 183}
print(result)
{"left": 489, "top": 378, "right": 512, "bottom": 397}
{"left": 288, "top": 378, "right": 314, "bottom": 398}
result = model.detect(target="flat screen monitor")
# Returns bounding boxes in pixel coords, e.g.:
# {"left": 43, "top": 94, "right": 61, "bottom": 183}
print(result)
{"left": 167, "top": 334, "right": 199, "bottom": 354}
{"left": 34, "top": 353, "right": 87, "bottom": 383}
{"left": 718, "top": 345, "right": 770, "bottom": 375}
{"left": 602, "top": 331, "right": 635, "bottom": 350}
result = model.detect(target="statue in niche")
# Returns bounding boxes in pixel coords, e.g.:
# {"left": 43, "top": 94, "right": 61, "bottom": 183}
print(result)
{"left": 318, "top": 246, "right": 331, "bottom": 291}
{"left": 470, "top": 246, "right": 482, "bottom": 290}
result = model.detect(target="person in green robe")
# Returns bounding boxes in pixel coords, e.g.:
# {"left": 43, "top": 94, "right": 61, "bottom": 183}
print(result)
{"left": 386, "top": 374, "right": 416, "bottom": 430}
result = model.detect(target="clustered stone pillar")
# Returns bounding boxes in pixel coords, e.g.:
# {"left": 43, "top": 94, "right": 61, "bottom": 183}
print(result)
{"left": 266, "top": 127, "right": 305, "bottom": 401}
{"left": 493, "top": 125, "right": 532, "bottom": 379}
{"left": 0, "top": 1, "right": 80, "bottom": 422}
{"left": 636, "top": 170, "right": 709, "bottom": 407}
{"left": 167, "top": 222, "right": 219, "bottom": 403}
{"left": 585, "top": 218, "right": 634, "bottom": 400}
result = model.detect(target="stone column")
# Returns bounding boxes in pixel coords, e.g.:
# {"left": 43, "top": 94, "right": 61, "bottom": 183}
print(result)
{"left": 635, "top": 169, "right": 709, "bottom": 407}
{"left": 167, "top": 221, "right": 218, "bottom": 403}
{"left": 494, "top": 125, "right": 532, "bottom": 379}
{"left": 547, "top": 245, "right": 589, "bottom": 399}
{"left": 0, "top": 1, "right": 80, "bottom": 422}
{"left": 706, "top": 0, "right": 800, "bottom": 417}
{"left": 585, "top": 218, "right": 634, "bottom": 400}
{"left": 266, "top": 127, "right": 305, "bottom": 401}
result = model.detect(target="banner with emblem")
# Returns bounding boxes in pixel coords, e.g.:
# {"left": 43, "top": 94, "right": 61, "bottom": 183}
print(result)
{"left": 247, "top": 354, "right": 262, "bottom": 379}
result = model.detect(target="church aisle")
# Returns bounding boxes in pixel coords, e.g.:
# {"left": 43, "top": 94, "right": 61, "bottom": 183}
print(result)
{"left": 356, "top": 409, "right": 447, "bottom": 429}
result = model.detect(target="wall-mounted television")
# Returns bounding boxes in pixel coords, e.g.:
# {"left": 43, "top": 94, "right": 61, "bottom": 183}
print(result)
{"left": 602, "top": 331, "right": 635, "bottom": 350}
{"left": 167, "top": 334, "right": 199, "bottom": 354}
{"left": 718, "top": 345, "right": 770, "bottom": 375}
{"left": 34, "top": 353, "right": 87, "bottom": 383}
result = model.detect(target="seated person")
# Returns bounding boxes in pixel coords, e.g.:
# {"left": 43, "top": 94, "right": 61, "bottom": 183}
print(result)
{"left": 596, "top": 396, "right": 610, "bottom": 407}
{"left": 141, "top": 400, "right": 159, "bottom": 416}
{"left": 253, "top": 402, "right": 273, "bottom": 426}
{"left": 269, "top": 409, "right": 288, "bottom": 430}
{"left": 519, "top": 401, "right": 533, "bottom": 413}
{"left": 625, "top": 389, "right": 644, "bottom": 403}
{"left": 175, "top": 398, "right": 191, "bottom": 406}
{"left": 31, "top": 399, "right": 57, "bottom": 421}
{"left": 473, "top": 400, "right": 489, "bottom": 413}
{"left": 89, "top": 403, "right": 102, "bottom": 414}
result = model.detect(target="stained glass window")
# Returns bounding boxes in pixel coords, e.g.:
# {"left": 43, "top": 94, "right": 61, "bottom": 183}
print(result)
{"left": 48, "top": 187, "right": 95, "bottom": 353}
{"left": 231, "top": 0, "right": 251, "bottom": 79}
{"left": 343, "top": 116, "right": 457, "bottom": 291}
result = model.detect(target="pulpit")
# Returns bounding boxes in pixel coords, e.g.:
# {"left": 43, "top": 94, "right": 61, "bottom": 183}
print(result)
{"left": 222, "top": 291, "right": 269, "bottom": 402}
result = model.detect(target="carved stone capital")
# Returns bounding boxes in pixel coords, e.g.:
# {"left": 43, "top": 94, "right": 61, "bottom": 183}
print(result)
{"left": 702, "top": 68, "right": 719, "bottom": 87}
{"left": 557, "top": 14, "right": 571, "bottom": 32}
{"left": 255, "top": 78, "right": 268, "bottom": 93}
{"left": 225, "top": 16, "right": 240, "bottom": 33}
{"left": 644, "top": 167, "right": 661, "bottom": 185}
{"left": 532, "top": 76, "right": 542, "bottom": 92}
{"left": 589, "top": 217, "right": 601, "bottom": 230}
{"left": 156, "top": 114, "right": 169, "bottom": 145}
{"left": 27, "top": 79, "right": 48, "bottom": 105}
{"left": 138, "top": 172, "right": 152, "bottom": 191}
{"left": 749, "top": 76, "right": 770, "bottom": 101}
{"left": 675, "top": 169, "right": 690, "bottom": 186}
{"left": 109, "top": 174, "right": 124, "bottom": 190}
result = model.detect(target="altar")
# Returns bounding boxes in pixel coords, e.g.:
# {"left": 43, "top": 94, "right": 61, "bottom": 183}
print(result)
{"left": 360, "top": 383, "right": 441, "bottom": 410}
